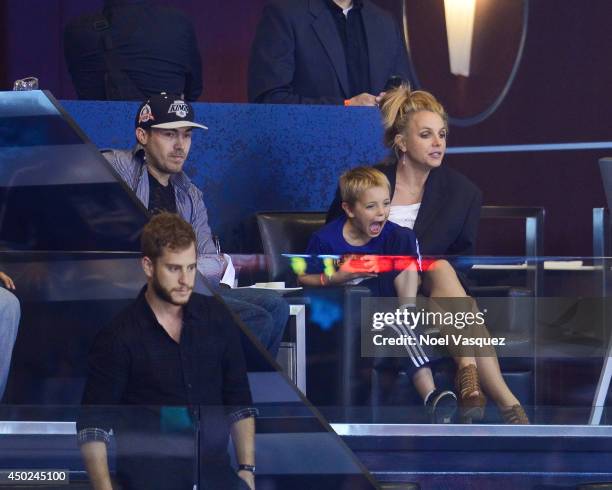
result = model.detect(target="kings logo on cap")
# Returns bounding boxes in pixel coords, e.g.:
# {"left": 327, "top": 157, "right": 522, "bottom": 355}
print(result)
{"left": 168, "top": 100, "right": 189, "bottom": 119}
{"left": 138, "top": 104, "right": 155, "bottom": 124}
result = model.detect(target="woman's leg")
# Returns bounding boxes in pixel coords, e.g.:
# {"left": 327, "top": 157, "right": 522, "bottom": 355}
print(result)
{"left": 420, "top": 261, "right": 478, "bottom": 397}
{"left": 420, "top": 260, "right": 520, "bottom": 409}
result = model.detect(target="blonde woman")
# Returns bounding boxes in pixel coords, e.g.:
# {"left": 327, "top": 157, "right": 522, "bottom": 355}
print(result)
{"left": 327, "top": 85, "right": 529, "bottom": 424}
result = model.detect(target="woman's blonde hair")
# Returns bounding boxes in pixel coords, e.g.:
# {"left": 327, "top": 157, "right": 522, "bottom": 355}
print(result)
{"left": 380, "top": 84, "right": 448, "bottom": 151}
{"left": 339, "top": 166, "right": 390, "bottom": 205}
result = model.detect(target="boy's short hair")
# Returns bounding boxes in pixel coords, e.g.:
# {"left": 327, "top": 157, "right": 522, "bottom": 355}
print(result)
{"left": 141, "top": 212, "right": 196, "bottom": 260}
{"left": 339, "top": 166, "right": 391, "bottom": 205}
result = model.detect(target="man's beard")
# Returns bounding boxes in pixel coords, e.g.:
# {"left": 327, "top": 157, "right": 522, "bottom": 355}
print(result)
{"left": 151, "top": 276, "right": 193, "bottom": 305}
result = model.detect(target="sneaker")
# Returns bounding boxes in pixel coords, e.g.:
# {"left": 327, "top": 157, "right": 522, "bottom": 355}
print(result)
{"left": 425, "top": 389, "right": 457, "bottom": 424}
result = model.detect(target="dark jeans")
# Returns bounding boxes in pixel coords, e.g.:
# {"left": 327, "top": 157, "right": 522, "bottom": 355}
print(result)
{"left": 0, "top": 287, "right": 19, "bottom": 400}
{"left": 219, "top": 287, "right": 289, "bottom": 358}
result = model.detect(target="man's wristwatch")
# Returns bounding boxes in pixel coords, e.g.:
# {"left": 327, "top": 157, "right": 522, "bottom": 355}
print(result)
{"left": 237, "top": 464, "right": 256, "bottom": 474}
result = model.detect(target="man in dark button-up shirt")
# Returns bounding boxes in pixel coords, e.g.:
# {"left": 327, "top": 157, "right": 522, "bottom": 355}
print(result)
{"left": 326, "top": 0, "right": 371, "bottom": 97}
{"left": 248, "top": 0, "right": 413, "bottom": 105}
{"left": 78, "top": 213, "right": 255, "bottom": 490}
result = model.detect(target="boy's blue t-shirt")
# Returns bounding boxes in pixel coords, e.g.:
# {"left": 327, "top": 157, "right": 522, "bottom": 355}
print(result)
{"left": 305, "top": 216, "right": 421, "bottom": 274}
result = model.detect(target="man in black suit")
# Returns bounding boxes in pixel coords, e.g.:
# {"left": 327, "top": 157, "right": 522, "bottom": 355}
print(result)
{"left": 248, "top": 0, "right": 413, "bottom": 105}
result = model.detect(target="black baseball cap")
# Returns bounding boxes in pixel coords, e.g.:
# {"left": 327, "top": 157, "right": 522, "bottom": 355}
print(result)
{"left": 135, "top": 93, "right": 208, "bottom": 130}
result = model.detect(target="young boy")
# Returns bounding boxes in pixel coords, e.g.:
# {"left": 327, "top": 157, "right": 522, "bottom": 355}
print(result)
{"left": 299, "top": 166, "right": 456, "bottom": 422}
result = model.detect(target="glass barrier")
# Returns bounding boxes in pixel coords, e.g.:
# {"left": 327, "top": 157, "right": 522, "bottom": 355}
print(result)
{"left": 0, "top": 404, "right": 377, "bottom": 489}
{"left": 1, "top": 90, "right": 612, "bottom": 489}
{"left": 11, "top": 250, "right": 612, "bottom": 486}
{"left": 0, "top": 250, "right": 376, "bottom": 485}
{"left": 230, "top": 252, "right": 612, "bottom": 428}
{"left": 0, "top": 90, "right": 148, "bottom": 251}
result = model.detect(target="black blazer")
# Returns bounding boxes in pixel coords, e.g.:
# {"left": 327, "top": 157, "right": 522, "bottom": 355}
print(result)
{"left": 326, "top": 161, "right": 483, "bottom": 257}
{"left": 248, "top": 0, "right": 413, "bottom": 104}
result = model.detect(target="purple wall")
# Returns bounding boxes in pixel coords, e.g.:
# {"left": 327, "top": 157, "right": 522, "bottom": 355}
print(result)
{"left": 2, "top": 0, "right": 99, "bottom": 97}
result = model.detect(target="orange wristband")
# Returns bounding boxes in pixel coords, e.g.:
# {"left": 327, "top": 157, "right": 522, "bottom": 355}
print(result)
{"left": 344, "top": 99, "right": 351, "bottom": 107}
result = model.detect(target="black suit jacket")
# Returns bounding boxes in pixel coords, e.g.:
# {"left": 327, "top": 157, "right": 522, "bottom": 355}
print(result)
{"left": 326, "top": 161, "right": 483, "bottom": 257}
{"left": 248, "top": 0, "right": 413, "bottom": 104}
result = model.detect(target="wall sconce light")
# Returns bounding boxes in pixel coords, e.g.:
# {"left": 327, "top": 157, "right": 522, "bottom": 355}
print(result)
{"left": 443, "top": 0, "right": 476, "bottom": 77}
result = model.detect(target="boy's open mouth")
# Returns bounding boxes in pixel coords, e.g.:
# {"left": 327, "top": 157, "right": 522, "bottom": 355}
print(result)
{"left": 369, "top": 220, "right": 385, "bottom": 235}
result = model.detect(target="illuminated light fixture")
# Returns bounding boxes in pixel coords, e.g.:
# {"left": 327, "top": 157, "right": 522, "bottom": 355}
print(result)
{"left": 443, "top": 0, "right": 476, "bottom": 77}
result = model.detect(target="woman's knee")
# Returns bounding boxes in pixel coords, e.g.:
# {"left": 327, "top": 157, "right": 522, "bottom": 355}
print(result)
{"left": 424, "top": 260, "right": 466, "bottom": 296}
{"left": 429, "top": 260, "right": 455, "bottom": 277}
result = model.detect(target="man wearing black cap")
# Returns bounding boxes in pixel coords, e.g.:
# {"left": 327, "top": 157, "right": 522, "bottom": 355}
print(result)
{"left": 103, "top": 93, "right": 288, "bottom": 357}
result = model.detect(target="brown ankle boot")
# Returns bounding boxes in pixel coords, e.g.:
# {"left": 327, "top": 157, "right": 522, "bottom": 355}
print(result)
{"left": 501, "top": 404, "right": 530, "bottom": 424}
{"left": 455, "top": 364, "right": 487, "bottom": 422}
